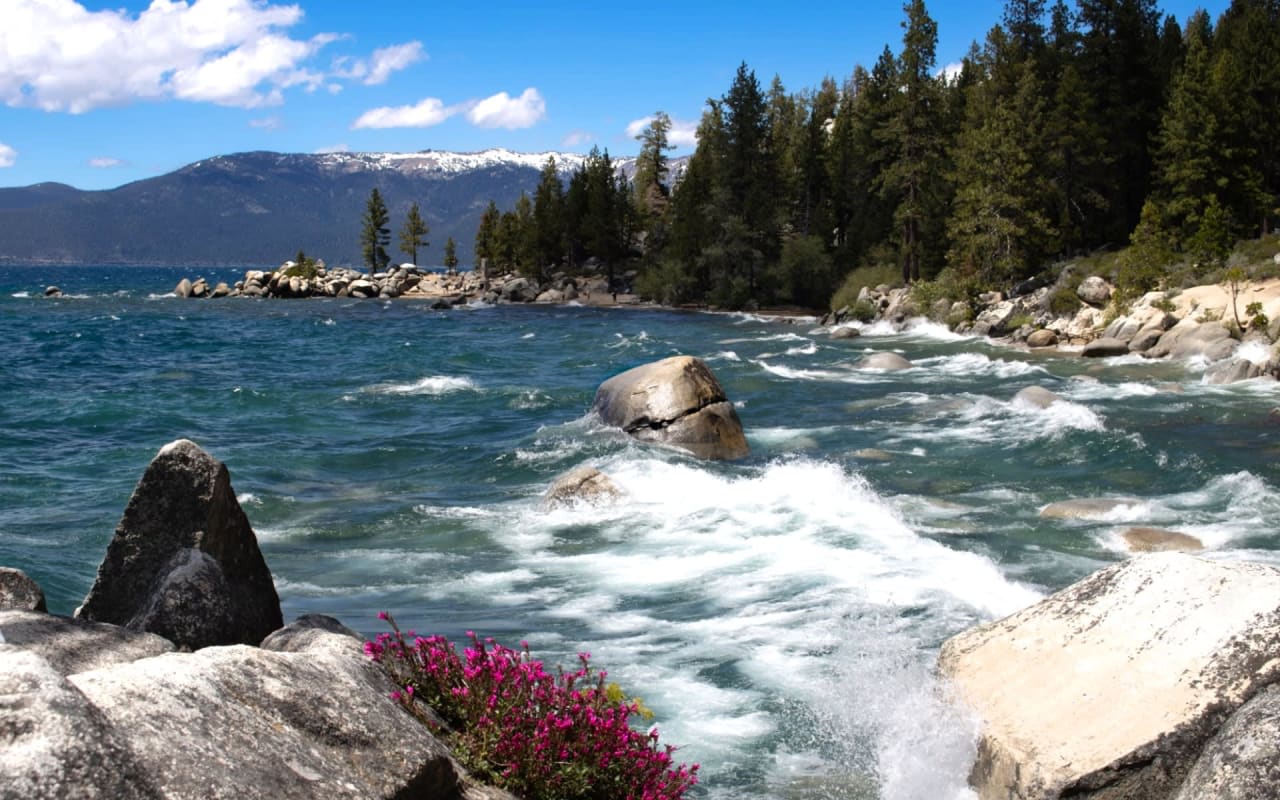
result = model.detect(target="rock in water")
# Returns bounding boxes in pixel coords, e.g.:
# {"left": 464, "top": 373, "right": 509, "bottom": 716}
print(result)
{"left": 1122, "top": 526, "right": 1203, "bottom": 553}
{"left": 1013, "top": 385, "right": 1062, "bottom": 409}
{"left": 0, "top": 566, "right": 47, "bottom": 612}
{"left": 544, "top": 466, "right": 623, "bottom": 509}
{"left": 592, "top": 356, "right": 749, "bottom": 460}
{"left": 1081, "top": 337, "right": 1130, "bottom": 357}
{"left": 855, "top": 352, "right": 912, "bottom": 370}
{"left": 76, "top": 439, "right": 282, "bottom": 649}
{"left": 938, "top": 553, "right": 1280, "bottom": 800}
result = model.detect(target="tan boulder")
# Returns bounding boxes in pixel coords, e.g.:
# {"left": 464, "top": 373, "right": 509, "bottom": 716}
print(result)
{"left": 592, "top": 356, "right": 749, "bottom": 460}
{"left": 1122, "top": 526, "right": 1203, "bottom": 553}
{"left": 855, "top": 352, "right": 912, "bottom": 370}
{"left": 939, "top": 554, "right": 1280, "bottom": 800}
{"left": 1039, "top": 497, "right": 1141, "bottom": 519}
{"left": 1026, "top": 329, "right": 1058, "bottom": 348}
{"left": 543, "top": 466, "right": 623, "bottom": 509}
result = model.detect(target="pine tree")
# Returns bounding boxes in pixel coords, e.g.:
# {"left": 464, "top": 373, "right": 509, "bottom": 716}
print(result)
{"left": 531, "top": 157, "right": 565, "bottom": 280}
{"left": 633, "top": 111, "right": 674, "bottom": 224}
{"left": 443, "top": 237, "right": 459, "bottom": 271}
{"left": 474, "top": 200, "right": 500, "bottom": 269}
{"left": 398, "top": 201, "right": 429, "bottom": 266}
{"left": 361, "top": 187, "right": 391, "bottom": 275}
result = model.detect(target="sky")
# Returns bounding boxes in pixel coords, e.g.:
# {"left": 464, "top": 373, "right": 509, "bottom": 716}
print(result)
{"left": 0, "top": 0, "right": 1230, "bottom": 190}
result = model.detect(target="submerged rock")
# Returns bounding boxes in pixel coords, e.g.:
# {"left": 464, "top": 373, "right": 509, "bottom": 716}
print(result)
{"left": 1013, "top": 385, "right": 1061, "bottom": 409}
{"left": 939, "top": 553, "right": 1280, "bottom": 800}
{"left": 0, "top": 566, "right": 46, "bottom": 612}
{"left": 830, "top": 326, "right": 861, "bottom": 340}
{"left": 543, "top": 466, "right": 623, "bottom": 509}
{"left": 592, "top": 356, "right": 749, "bottom": 460}
{"left": 76, "top": 439, "right": 282, "bottom": 650}
{"left": 855, "top": 352, "right": 912, "bottom": 370}
{"left": 1122, "top": 526, "right": 1203, "bottom": 553}
{"left": 1039, "top": 497, "right": 1141, "bottom": 519}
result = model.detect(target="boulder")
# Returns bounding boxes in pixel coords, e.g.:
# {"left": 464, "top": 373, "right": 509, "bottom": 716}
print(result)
{"left": 1128, "top": 328, "right": 1164, "bottom": 353}
{"left": 0, "top": 646, "right": 161, "bottom": 800}
{"left": 1147, "top": 321, "right": 1237, "bottom": 361}
{"left": 535, "top": 289, "right": 565, "bottom": 303}
{"left": 1039, "top": 497, "right": 1141, "bottom": 519}
{"left": 830, "top": 326, "right": 861, "bottom": 340}
{"left": 210, "top": 282, "right": 230, "bottom": 298}
{"left": 68, "top": 629, "right": 462, "bottom": 800}
{"left": 1205, "top": 358, "right": 1266, "bottom": 385}
{"left": 348, "top": 279, "right": 378, "bottom": 298}
{"left": 852, "top": 448, "right": 893, "bottom": 462}
{"left": 543, "top": 466, "right": 623, "bottom": 509}
{"left": 43, "top": 285, "right": 62, "bottom": 298}
{"left": 855, "top": 352, "right": 913, "bottom": 371}
{"left": 1076, "top": 275, "right": 1112, "bottom": 306}
{"left": 0, "top": 566, "right": 46, "bottom": 612}
{"left": 174, "top": 278, "right": 192, "bottom": 299}
{"left": 939, "top": 554, "right": 1280, "bottom": 800}
{"left": 1173, "top": 684, "right": 1280, "bottom": 800}
{"left": 1082, "top": 337, "right": 1131, "bottom": 358}
{"left": 1013, "top": 386, "right": 1062, "bottom": 409}
{"left": 259, "top": 614, "right": 360, "bottom": 654}
{"left": 190, "top": 279, "right": 208, "bottom": 298}
{"left": 0, "top": 610, "right": 174, "bottom": 675}
{"left": 1121, "top": 527, "right": 1203, "bottom": 553}
{"left": 1026, "top": 329, "right": 1058, "bottom": 348}
{"left": 592, "top": 356, "right": 749, "bottom": 460}
{"left": 76, "top": 439, "right": 282, "bottom": 650}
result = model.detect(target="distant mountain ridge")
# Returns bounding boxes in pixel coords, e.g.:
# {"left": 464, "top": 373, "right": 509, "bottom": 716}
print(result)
{"left": 0, "top": 148, "right": 669, "bottom": 267}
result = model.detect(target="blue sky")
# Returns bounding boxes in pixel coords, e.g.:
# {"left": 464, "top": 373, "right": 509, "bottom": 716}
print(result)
{"left": 0, "top": 0, "right": 1228, "bottom": 190}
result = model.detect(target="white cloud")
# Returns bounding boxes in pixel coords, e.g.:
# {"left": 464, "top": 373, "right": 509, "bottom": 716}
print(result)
{"left": 561, "top": 130, "right": 593, "bottom": 147}
{"left": 249, "top": 115, "right": 282, "bottom": 131}
{"left": 88, "top": 156, "right": 122, "bottom": 168}
{"left": 314, "top": 143, "right": 350, "bottom": 154}
{"left": 466, "top": 88, "right": 546, "bottom": 130}
{"left": 624, "top": 115, "right": 699, "bottom": 148}
{"left": 0, "top": 1, "right": 414, "bottom": 113}
{"left": 352, "top": 97, "right": 460, "bottom": 129}
{"left": 363, "top": 42, "right": 424, "bottom": 85}
{"left": 0, "top": 143, "right": 15, "bottom": 167}
{"left": 936, "top": 62, "right": 964, "bottom": 83}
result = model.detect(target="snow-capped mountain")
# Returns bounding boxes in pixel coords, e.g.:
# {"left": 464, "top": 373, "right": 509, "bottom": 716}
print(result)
{"left": 0, "top": 148, "right": 684, "bottom": 266}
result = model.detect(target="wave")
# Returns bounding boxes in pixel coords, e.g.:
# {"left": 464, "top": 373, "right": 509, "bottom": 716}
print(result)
{"left": 362, "top": 375, "right": 479, "bottom": 396}
{"left": 916, "top": 352, "right": 1047, "bottom": 379}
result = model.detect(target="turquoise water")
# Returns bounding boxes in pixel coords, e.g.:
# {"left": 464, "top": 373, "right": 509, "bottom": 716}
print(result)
{"left": 3, "top": 265, "right": 1279, "bottom": 798}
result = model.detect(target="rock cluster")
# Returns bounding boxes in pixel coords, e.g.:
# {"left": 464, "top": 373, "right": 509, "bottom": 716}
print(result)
{"left": 0, "top": 441, "right": 474, "bottom": 800}
{"left": 939, "top": 553, "right": 1280, "bottom": 800}
{"left": 592, "top": 356, "right": 750, "bottom": 460}
{"left": 172, "top": 260, "right": 640, "bottom": 307}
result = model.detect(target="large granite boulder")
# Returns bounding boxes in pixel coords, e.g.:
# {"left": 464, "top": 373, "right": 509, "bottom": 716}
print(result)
{"left": 1173, "top": 684, "right": 1280, "bottom": 800}
{"left": 855, "top": 352, "right": 913, "bottom": 371}
{"left": 67, "top": 628, "right": 462, "bottom": 800}
{"left": 0, "top": 645, "right": 160, "bottom": 800}
{"left": 592, "top": 356, "right": 749, "bottom": 460}
{"left": 1013, "top": 386, "right": 1062, "bottom": 409}
{"left": 76, "top": 439, "right": 282, "bottom": 650}
{"left": 1081, "top": 337, "right": 1130, "bottom": 358}
{"left": 0, "top": 610, "right": 174, "bottom": 675}
{"left": 1146, "top": 320, "right": 1237, "bottom": 361}
{"left": 1076, "top": 276, "right": 1112, "bottom": 307}
{"left": 938, "top": 554, "right": 1280, "bottom": 800}
{"left": 0, "top": 567, "right": 46, "bottom": 612}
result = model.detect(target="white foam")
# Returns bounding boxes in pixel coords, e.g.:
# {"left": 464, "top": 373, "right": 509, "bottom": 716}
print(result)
{"left": 1236, "top": 339, "right": 1272, "bottom": 365}
{"left": 10, "top": 291, "right": 30, "bottom": 298}
{"left": 917, "top": 352, "right": 1046, "bottom": 379}
{"left": 365, "top": 375, "right": 478, "bottom": 395}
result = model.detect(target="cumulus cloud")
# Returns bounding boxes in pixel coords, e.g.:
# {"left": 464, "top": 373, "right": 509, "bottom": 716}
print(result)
{"left": 624, "top": 115, "right": 699, "bottom": 148}
{"left": 352, "top": 97, "right": 460, "bottom": 129}
{"left": 88, "top": 156, "right": 123, "bottom": 168}
{"left": 0, "top": 1, "right": 414, "bottom": 113}
{"left": 0, "top": 143, "right": 15, "bottom": 167}
{"left": 466, "top": 88, "right": 546, "bottom": 130}
{"left": 936, "top": 62, "right": 964, "bottom": 83}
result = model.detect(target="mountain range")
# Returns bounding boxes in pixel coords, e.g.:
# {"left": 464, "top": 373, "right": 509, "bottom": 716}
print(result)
{"left": 0, "top": 148, "right": 668, "bottom": 267}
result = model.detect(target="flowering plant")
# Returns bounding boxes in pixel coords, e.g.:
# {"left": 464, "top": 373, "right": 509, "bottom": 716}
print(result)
{"left": 367, "top": 613, "right": 698, "bottom": 800}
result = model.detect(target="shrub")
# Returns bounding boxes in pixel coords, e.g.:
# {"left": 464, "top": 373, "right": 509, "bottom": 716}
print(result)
{"left": 367, "top": 614, "right": 698, "bottom": 800}
{"left": 829, "top": 262, "right": 899, "bottom": 311}
{"left": 849, "top": 299, "right": 877, "bottom": 323}
{"left": 1246, "top": 301, "right": 1269, "bottom": 331}
{"left": 1047, "top": 284, "right": 1082, "bottom": 316}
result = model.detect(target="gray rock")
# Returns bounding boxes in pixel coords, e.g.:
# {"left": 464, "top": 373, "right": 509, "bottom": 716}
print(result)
{"left": 347, "top": 279, "right": 377, "bottom": 298}
{"left": 543, "top": 466, "right": 623, "bottom": 509}
{"left": 1076, "top": 275, "right": 1112, "bottom": 306}
{"left": 1082, "top": 337, "right": 1131, "bottom": 357}
{"left": 830, "top": 326, "right": 861, "bottom": 340}
{"left": 1027, "top": 329, "right": 1058, "bottom": 348}
{"left": 69, "top": 630, "right": 462, "bottom": 800}
{"left": 1122, "top": 527, "right": 1203, "bottom": 553}
{"left": 855, "top": 352, "right": 912, "bottom": 370}
{"left": 43, "top": 285, "right": 62, "bottom": 297}
{"left": 0, "top": 567, "right": 46, "bottom": 612}
{"left": 1129, "top": 328, "right": 1164, "bottom": 353}
{"left": 1013, "top": 386, "right": 1062, "bottom": 409}
{"left": 210, "top": 282, "right": 230, "bottom": 298}
{"left": 0, "top": 645, "right": 160, "bottom": 800}
{"left": 174, "top": 278, "right": 192, "bottom": 298}
{"left": 1039, "top": 497, "right": 1141, "bottom": 519}
{"left": 535, "top": 288, "right": 565, "bottom": 303}
{"left": 592, "top": 356, "right": 749, "bottom": 460}
{"left": 260, "top": 614, "right": 361, "bottom": 653}
{"left": 852, "top": 448, "right": 893, "bottom": 462}
{"left": 1148, "top": 321, "right": 1237, "bottom": 361}
{"left": 929, "top": 298, "right": 952, "bottom": 322}
{"left": 190, "top": 279, "right": 208, "bottom": 298}
{"left": 0, "top": 610, "right": 174, "bottom": 675}
{"left": 1174, "top": 684, "right": 1280, "bottom": 800}
{"left": 76, "top": 439, "right": 282, "bottom": 650}
{"left": 939, "top": 554, "right": 1280, "bottom": 800}
{"left": 1205, "top": 358, "right": 1265, "bottom": 385}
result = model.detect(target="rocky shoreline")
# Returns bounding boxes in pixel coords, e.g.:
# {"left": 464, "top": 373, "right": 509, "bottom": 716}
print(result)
{"left": 821, "top": 266, "right": 1280, "bottom": 384}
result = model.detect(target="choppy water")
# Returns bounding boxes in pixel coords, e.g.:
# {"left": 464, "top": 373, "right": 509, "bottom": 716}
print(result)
{"left": 3, "top": 265, "right": 1279, "bottom": 799}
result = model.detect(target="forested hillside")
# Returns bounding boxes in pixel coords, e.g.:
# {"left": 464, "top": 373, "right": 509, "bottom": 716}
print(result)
{"left": 481, "top": 0, "right": 1280, "bottom": 310}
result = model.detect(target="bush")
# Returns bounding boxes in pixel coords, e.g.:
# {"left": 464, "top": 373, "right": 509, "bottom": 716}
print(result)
{"left": 367, "top": 614, "right": 698, "bottom": 800}
{"left": 849, "top": 299, "right": 877, "bottom": 323}
{"left": 829, "top": 262, "right": 900, "bottom": 311}
{"left": 1047, "top": 284, "right": 1082, "bottom": 316}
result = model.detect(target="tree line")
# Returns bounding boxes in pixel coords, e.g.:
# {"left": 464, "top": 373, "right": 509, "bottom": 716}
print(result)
{"left": 474, "top": 0, "right": 1280, "bottom": 310}
{"left": 360, "top": 188, "right": 459, "bottom": 274}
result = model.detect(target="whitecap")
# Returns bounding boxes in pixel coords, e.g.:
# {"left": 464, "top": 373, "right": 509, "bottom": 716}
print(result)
{"left": 917, "top": 352, "right": 1047, "bottom": 379}
{"left": 364, "top": 375, "right": 478, "bottom": 395}
{"left": 1236, "top": 340, "right": 1272, "bottom": 365}
{"left": 10, "top": 291, "right": 30, "bottom": 298}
